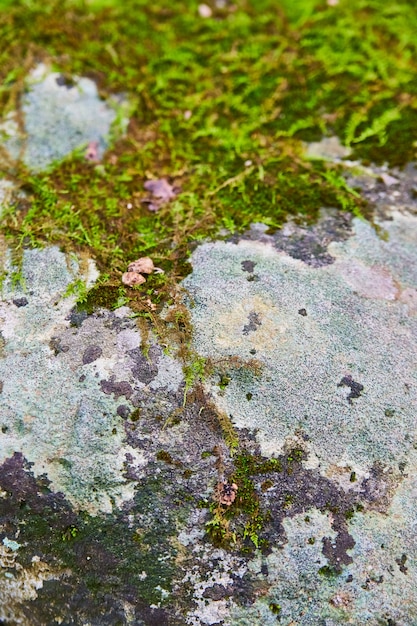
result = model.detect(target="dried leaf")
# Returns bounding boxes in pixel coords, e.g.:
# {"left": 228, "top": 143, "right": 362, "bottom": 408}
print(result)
{"left": 143, "top": 178, "right": 179, "bottom": 212}
{"left": 127, "top": 257, "right": 155, "bottom": 274}
{"left": 122, "top": 272, "right": 146, "bottom": 287}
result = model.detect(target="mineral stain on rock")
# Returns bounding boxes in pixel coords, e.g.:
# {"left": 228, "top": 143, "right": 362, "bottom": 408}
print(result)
{"left": 128, "top": 345, "right": 160, "bottom": 384}
{"left": 242, "top": 311, "right": 262, "bottom": 335}
{"left": 241, "top": 260, "right": 256, "bottom": 273}
{"left": 12, "top": 297, "right": 28, "bottom": 307}
{"left": 116, "top": 404, "right": 131, "bottom": 419}
{"left": 67, "top": 307, "right": 88, "bottom": 328}
{"left": 49, "top": 337, "right": 70, "bottom": 355}
{"left": 82, "top": 344, "right": 103, "bottom": 364}
{"left": 100, "top": 376, "right": 133, "bottom": 399}
{"left": 395, "top": 554, "right": 408, "bottom": 575}
{"left": 338, "top": 375, "right": 364, "bottom": 405}
{"left": 240, "top": 209, "right": 354, "bottom": 267}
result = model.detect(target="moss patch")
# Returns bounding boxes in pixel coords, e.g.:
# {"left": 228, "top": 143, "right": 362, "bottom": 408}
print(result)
{"left": 2, "top": 0, "right": 412, "bottom": 297}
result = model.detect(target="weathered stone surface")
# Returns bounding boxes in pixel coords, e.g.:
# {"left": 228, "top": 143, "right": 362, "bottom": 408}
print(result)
{"left": 184, "top": 210, "right": 417, "bottom": 470}
{"left": 1, "top": 70, "right": 417, "bottom": 623}
{"left": 0, "top": 246, "right": 185, "bottom": 514}
{"left": 1, "top": 64, "right": 123, "bottom": 171}
{"left": 0, "top": 196, "right": 416, "bottom": 624}
{"left": 0, "top": 245, "right": 220, "bottom": 624}
{"left": 0, "top": 197, "right": 416, "bottom": 625}
{"left": 183, "top": 206, "right": 417, "bottom": 625}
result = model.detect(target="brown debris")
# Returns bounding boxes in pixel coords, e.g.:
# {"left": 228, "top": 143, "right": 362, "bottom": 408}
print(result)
{"left": 217, "top": 482, "right": 238, "bottom": 506}
{"left": 122, "top": 256, "right": 160, "bottom": 288}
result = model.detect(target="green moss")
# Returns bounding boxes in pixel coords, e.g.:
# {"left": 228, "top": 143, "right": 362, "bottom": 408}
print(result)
{"left": 287, "top": 449, "right": 304, "bottom": 463}
{"left": 215, "top": 410, "right": 240, "bottom": 452}
{"left": 61, "top": 525, "right": 79, "bottom": 541}
{"left": 345, "top": 508, "right": 355, "bottom": 520}
{"left": 215, "top": 160, "right": 365, "bottom": 233}
{"left": 236, "top": 454, "right": 283, "bottom": 475}
{"left": 218, "top": 374, "right": 231, "bottom": 390}
{"left": 283, "top": 493, "right": 294, "bottom": 508}
{"left": 183, "top": 354, "right": 207, "bottom": 392}
{"left": 77, "top": 284, "right": 125, "bottom": 313}
{"left": 206, "top": 451, "right": 286, "bottom": 551}
{"left": 3, "top": 0, "right": 404, "bottom": 299}
{"left": 1, "top": 0, "right": 402, "bottom": 399}
{"left": 156, "top": 450, "right": 174, "bottom": 464}
{"left": 318, "top": 565, "right": 340, "bottom": 579}
{"left": 129, "top": 408, "right": 141, "bottom": 421}
{"left": 204, "top": 446, "right": 309, "bottom": 551}
{"left": 269, "top": 602, "right": 282, "bottom": 616}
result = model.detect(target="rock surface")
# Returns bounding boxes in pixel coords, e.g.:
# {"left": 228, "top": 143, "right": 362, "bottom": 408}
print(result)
{"left": 1, "top": 66, "right": 417, "bottom": 626}
{"left": 184, "top": 205, "right": 417, "bottom": 625}
{"left": 1, "top": 64, "right": 121, "bottom": 171}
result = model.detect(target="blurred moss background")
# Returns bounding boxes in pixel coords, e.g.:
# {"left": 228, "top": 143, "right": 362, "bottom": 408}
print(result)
{"left": 0, "top": 0, "right": 415, "bottom": 291}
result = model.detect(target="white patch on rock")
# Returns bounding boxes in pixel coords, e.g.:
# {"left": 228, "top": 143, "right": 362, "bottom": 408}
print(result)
{"left": 184, "top": 211, "right": 417, "bottom": 474}
{"left": 335, "top": 259, "right": 399, "bottom": 300}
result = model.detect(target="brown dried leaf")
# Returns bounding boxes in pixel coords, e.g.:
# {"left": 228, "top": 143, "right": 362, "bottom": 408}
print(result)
{"left": 143, "top": 178, "right": 179, "bottom": 212}
{"left": 122, "top": 272, "right": 146, "bottom": 287}
{"left": 127, "top": 257, "right": 155, "bottom": 274}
